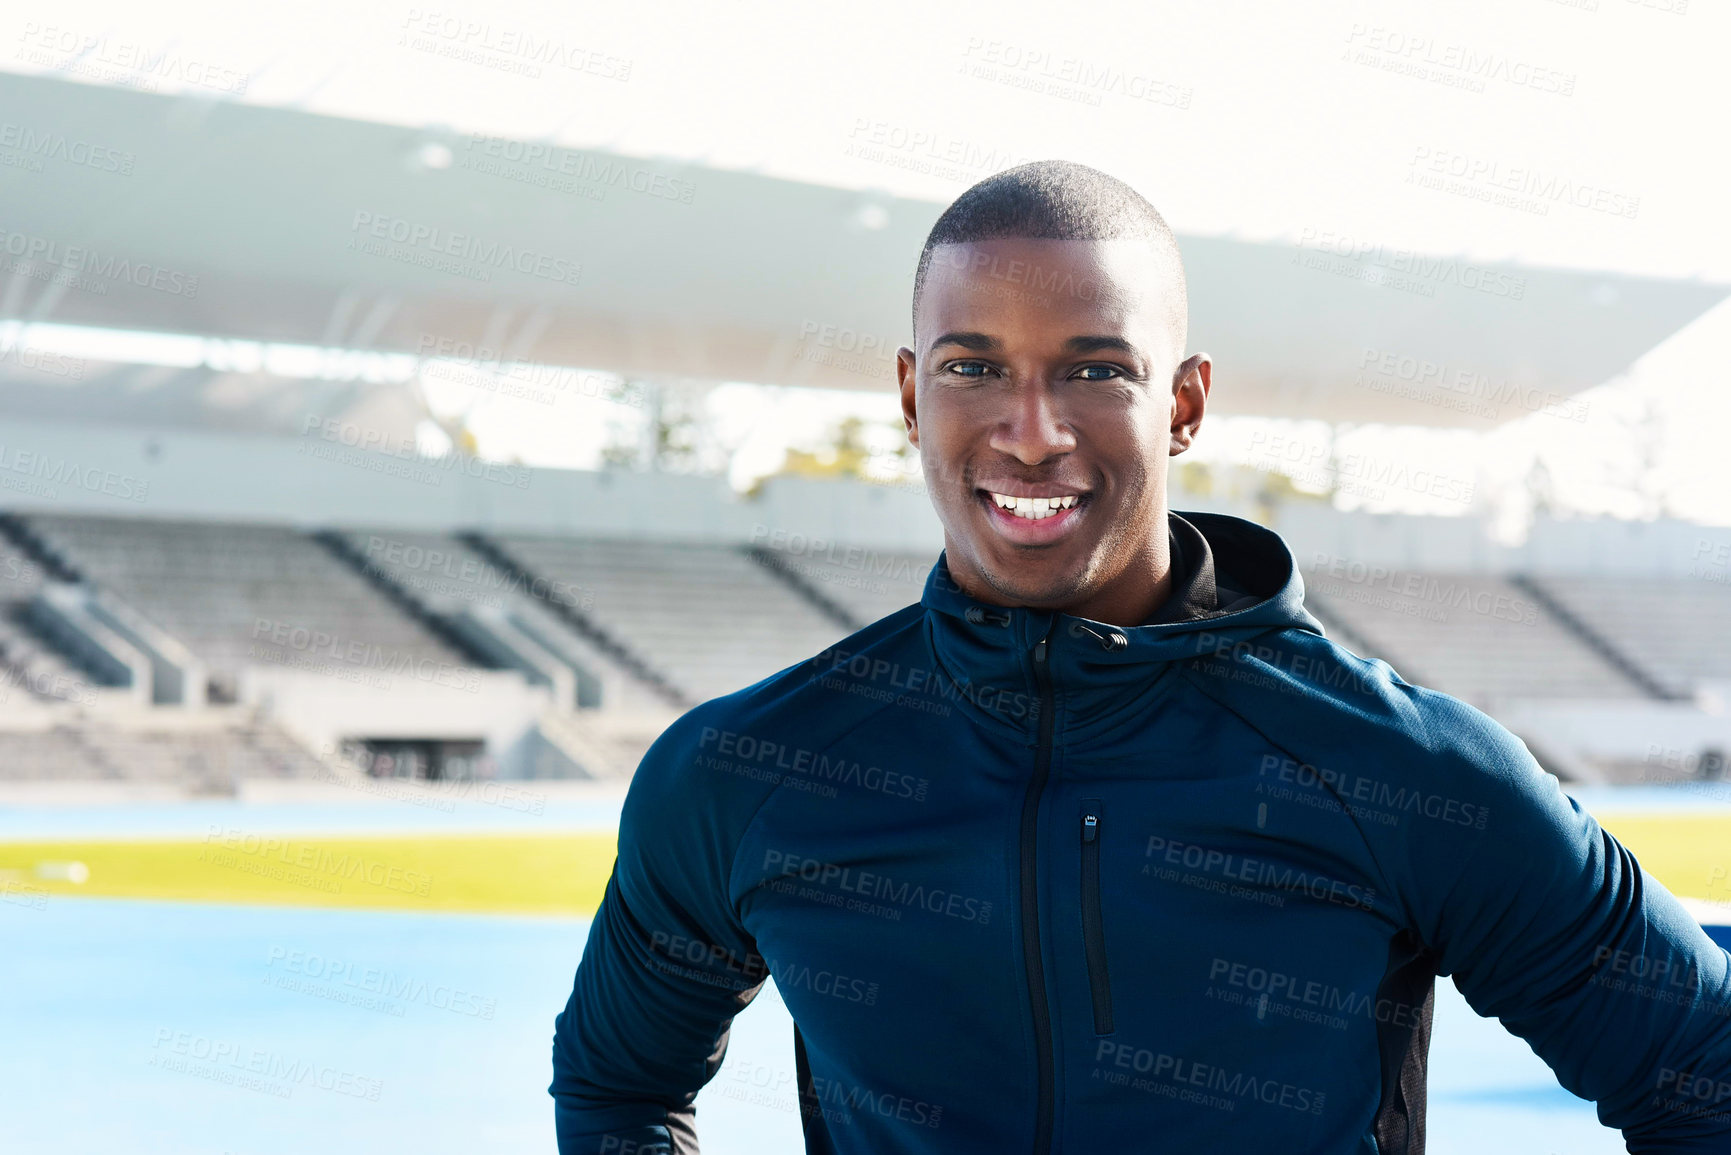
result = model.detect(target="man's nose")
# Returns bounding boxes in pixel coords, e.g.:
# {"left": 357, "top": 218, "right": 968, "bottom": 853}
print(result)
{"left": 988, "top": 382, "right": 1077, "bottom": 465}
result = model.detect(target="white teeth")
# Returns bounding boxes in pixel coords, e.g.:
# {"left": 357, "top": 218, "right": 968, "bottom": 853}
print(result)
{"left": 988, "top": 493, "right": 1080, "bottom": 520}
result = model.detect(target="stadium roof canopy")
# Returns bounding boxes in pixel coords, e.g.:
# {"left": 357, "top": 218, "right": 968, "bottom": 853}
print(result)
{"left": 1, "top": 71, "right": 1724, "bottom": 430}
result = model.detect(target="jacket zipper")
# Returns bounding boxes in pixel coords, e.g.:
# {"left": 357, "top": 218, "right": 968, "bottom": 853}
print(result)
{"left": 1080, "top": 801, "right": 1114, "bottom": 1034}
{"left": 1020, "top": 623, "right": 1058, "bottom": 1155}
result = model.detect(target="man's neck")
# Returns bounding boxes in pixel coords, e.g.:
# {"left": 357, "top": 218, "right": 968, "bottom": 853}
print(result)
{"left": 945, "top": 520, "right": 1176, "bottom": 630}
{"left": 1055, "top": 542, "right": 1174, "bottom": 628}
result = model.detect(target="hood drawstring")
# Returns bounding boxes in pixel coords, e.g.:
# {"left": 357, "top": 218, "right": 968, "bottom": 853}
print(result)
{"left": 1069, "top": 622, "right": 1129, "bottom": 651}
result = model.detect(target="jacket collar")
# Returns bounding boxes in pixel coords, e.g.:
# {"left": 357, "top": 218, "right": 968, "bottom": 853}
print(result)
{"left": 918, "top": 511, "right": 1323, "bottom": 738}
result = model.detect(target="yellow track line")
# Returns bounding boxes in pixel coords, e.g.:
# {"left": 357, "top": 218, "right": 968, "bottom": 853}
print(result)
{"left": 0, "top": 813, "right": 1723, "bottom": 915}
{"left": 0, "top": 832, "right": 619, "bottom": 915}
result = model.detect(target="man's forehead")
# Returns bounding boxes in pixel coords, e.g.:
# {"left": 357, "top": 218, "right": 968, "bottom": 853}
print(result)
{"left": 927, "top": 233, "right": 1170, "bottom": 278}
{"left": 917, "top": 237, "right": 1176, "bottom": 345}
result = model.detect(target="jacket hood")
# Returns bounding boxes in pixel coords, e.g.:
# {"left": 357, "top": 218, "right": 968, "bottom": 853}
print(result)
{"left": 917, "top": 510, "right": 1324, "bottom": 736}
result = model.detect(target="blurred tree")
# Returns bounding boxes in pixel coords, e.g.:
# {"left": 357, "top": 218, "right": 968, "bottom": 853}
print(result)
{"left": 779, "top": 416, "right": 873, "bottom": 480}
{"left": 1252, "top": 470, "right": 1309, "bottom": 526}
{"left": 1177, "top": 461, "right": 1214, "bottom": 499}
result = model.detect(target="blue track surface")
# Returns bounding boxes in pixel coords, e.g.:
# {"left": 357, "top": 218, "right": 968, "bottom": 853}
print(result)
{"left": 5, "top": 788, "right": 1726, "bottom": 1152}
{"left": 0, "top": 896, "right": 1645, "bottom": 1154}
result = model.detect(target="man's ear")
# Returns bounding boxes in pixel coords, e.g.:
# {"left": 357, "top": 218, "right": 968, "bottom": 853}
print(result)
{"left": 897, "top": 346, "right": 920, "bottom": 449}
{"left": 1170, "top": 353, "right": 1211, "bottom": 456}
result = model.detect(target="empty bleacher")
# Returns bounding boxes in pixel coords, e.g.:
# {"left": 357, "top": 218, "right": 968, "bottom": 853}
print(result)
{"left": 12, "top": 503, "right": 1731, "bottom": 793}
{"left": 26, "top": 515, "right": 476, "bottom": 698}
{"left": 345, "top": 529, "right": 672, "bottom": 715}
{"left": 1527, "top": 575, "right": 1731, "bottom": 697}
{"left": 1304, "top": 569, "right": 1648, "bottom": 710}
{"left": 0, "top": 537, "right": 101, "bottom": 705}
{"left": 761, "top": 544, "right": 934, "bottom": 628}
{"left": 494, "top": 536, "right": 849, "bottom": 703}
{"left": 0, "top": 718, "right": 328, "bottom": 791}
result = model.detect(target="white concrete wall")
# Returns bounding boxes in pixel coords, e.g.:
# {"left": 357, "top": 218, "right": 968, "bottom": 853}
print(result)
{"left": 236, "top": 665, "right": 551, "bottom": 778}
{"left": 1271, "top": 503, "right": 1731, "bottom": 577}
{"left": 1497, "top": 698, "right": 1731, "bottom": 773}
{"left": 0, "top": 417, "right": 946, "bottom": 550}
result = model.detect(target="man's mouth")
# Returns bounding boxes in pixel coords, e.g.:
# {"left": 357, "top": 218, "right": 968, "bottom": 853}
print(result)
{"left": 975, "top": 487, "right": 1091, "bottom": 541}
{"left": 985, "top": 492, "right": 1081, "bottom": 520}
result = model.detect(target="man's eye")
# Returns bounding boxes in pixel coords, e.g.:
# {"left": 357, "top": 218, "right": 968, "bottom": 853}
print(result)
{"left": 947, "top": 361, "right": 992, "bottom": 378}
{"left": 1075, "top": 365, "right": 1121, "bottom": 381}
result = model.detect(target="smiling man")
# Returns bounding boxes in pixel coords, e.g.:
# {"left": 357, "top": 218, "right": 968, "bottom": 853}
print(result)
{"left": 905, "top": 182, "right": 1201, "bottom": 628}
{"left": 551, "top": 161, "right": 1731, "bottom": 1153}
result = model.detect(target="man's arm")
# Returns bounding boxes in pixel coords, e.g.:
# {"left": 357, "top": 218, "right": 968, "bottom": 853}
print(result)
{"left": 550, "top": 711, "right": 772, "bottom": 1155}
{"left": 1409, "top": 698, "right": 1731, "bottom": 1150}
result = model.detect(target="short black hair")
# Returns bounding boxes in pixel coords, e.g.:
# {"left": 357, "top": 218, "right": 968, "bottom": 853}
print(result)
{"left": 912, "top": 160, "right": 1187, "bottom": 350}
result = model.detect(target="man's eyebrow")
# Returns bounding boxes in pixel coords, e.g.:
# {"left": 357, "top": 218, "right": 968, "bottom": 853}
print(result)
{"left": 1064, "top": 335, "right": 1142, "bottom": 357}
{"left": 927, "top": 331, "right": 1000, "bottom": 354}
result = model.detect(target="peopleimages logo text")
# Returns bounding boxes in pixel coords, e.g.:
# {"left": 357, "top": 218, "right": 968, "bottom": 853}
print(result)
{"left": 0, "top": 122, "right": 134, "bottom": 174}
{"left": 348, "top": 211, "right": 581, "bottom": 285}
{"left": 697, "top": 727, "right": 930, "bottom": 801}
{"left": 0, "top": 228, "right": 198, "bottom": 297}
{"left": 762, "top": 849, "right": 993, "bottom": 925}
{"left": 1294, "top": 227, "right": 1525, "bottom": 300}
{"left": 299, "top": 415, "right": 532, "bottom": 489}
{"left": 1144, "top": 833, "right": 1378, "bottom": 911}
{"left": 1257, "top": 755, "right": 1490, "bottom": 829}
{"left": 0, "top": 444, "right": 149, "bottom": 502}
{"left": 16, "top": 24, "right": 250, "bottom": 94}
{"left": 398, "top": 10, "right": 633, "bottom": 81}
{"left": 461, "top": 136, "right": 693, "bottom": 203}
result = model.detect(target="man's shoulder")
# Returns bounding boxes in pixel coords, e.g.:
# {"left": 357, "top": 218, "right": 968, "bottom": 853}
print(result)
{"left": 1187, "top": 625, "right": 1597, "bottom": 922}
{"left": 627, "top": 601, "right": 930, "bottom": 806}
{"left": 1185, "top": 624, "right": 1535, "bottom": 783}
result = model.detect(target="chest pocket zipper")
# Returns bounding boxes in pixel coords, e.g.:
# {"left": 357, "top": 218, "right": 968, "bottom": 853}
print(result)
{"left": 1080, "top": 799, "right": 1115, "bottom": 1035}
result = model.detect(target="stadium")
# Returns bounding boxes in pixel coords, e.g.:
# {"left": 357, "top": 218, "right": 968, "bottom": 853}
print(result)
{"left": 4, "top": 9, "right": 1731, "bottom": 1154}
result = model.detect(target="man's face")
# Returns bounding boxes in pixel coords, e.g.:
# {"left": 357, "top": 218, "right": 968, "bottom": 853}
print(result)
{"left": 898, "top": 236, "right": 1208, "bottom": 617}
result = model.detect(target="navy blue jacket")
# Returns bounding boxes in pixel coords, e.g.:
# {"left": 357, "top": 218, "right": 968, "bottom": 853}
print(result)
{"left": 551, "top": 512, "right": 1731, "bottom": 1153}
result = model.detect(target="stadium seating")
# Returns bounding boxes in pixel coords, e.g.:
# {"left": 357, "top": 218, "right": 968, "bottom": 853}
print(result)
{"left": 344, "top": 529, "right": 673, "bottom": 715}
{"left": 494, "top": 535, "right": 849, "bottom": 703}
{"left": 0, "top": 537, "right": 95, "bottom": 705}
{"left": 760, "top": 544, "right": 935, "bottom": 628}
{"left": 1304, "top": 569, "right": 1647, "bottom": 709}
{"left": 0, "top": 718, "right": 327, "bottom": 788}
{"left": 1527, "top": 575, "right": 1731, "bottom": 697}
{"left": 25, "top": 515, "right": 476, "bottom": 699}
{"left": 10, "top": 508, "right": 1731, "bottom": 793}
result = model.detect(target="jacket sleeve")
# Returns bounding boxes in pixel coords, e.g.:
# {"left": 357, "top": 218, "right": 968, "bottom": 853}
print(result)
{"left": 1408, "top": 699, "right": 1731, "bottom": 1151}
{"left": 549, "top": 711, "right": 772, "bottom": 1155}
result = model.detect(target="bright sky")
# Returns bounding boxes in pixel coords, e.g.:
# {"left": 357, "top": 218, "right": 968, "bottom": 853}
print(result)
{"left": 7, "top": 0, "right": 1730, "bottom": 527}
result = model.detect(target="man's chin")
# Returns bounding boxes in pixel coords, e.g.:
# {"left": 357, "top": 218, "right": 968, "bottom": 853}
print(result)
{"left": 963, "top": 547, "right": 1096, "bottom": 612}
